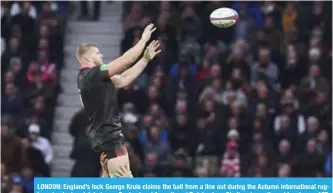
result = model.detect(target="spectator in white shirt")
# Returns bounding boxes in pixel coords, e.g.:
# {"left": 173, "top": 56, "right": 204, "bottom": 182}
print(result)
{"left": 9, "top": 1, "right": 59, "bottom": 18}
{"left": 10, "top": 2, "right": 37, "bottom": 19}
{"left": 28, "top": 124, "right": 53, "bottom": 165}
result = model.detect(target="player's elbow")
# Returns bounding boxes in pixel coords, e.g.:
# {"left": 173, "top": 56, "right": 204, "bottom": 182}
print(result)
{"left": 115, "top": 81, "right": 128, "bottom": 88}
{"left": 107, "top": 67, "right": 119, "bottom": 78}
{"left": 107, "top": 62, "right": 127, "bottom": 77}
{"left": 109, "top": 56, "right": 133, "bottom": 74}
{"left": 112, "top": 75, "right": 129, "bottom": 88}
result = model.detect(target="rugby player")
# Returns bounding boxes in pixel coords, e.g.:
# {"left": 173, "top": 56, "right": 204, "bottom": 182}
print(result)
{"left": 76, "top": 24, "right": 160, "bottom": 177}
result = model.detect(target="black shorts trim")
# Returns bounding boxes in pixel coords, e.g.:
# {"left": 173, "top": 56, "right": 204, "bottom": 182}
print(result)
{"left": 93, "top": 140, "right": 127, "bottom": 159}
{"left": 103, "top": 144, "right": 128, "bottom": 159}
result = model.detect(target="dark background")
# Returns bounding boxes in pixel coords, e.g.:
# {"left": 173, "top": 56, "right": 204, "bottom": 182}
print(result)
{"left": 1, "top": 2, "right": 332, "bottom": 192}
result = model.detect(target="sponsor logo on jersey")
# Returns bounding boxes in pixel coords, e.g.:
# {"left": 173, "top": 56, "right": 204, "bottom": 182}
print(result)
{"left": 100, "top": 64, "right": 109, "bottom": 71}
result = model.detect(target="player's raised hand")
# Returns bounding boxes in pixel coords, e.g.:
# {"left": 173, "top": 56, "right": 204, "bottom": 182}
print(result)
{"left": 143, "top": 40, "right": 161, "bottom": 61}
{"left": 141, "top": 23, "right": 156, "bottom": 42}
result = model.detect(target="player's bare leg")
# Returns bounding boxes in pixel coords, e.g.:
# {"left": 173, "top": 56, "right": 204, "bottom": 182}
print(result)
{"left": 106, "top": 153, "right": 133, "bottom": 177}
{"left": 100, "top": 146, "right": 133, "bottom": 178}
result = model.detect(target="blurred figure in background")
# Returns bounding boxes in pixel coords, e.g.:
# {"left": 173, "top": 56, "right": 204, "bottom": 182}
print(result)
{"left": 79, "top": 1, "right": 101, "bottom": 21}
{"left": 69, "top": 108, "right": 100, "bottom": 177}
{"left": 1, "top": 0, "right": 66, "bottom": 181}
{"left": 27, "top": 124, "right": 53, "bottom": 167}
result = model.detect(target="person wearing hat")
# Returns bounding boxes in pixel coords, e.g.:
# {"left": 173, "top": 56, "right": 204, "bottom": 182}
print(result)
{"left": 9, "top": 175, "right": 23, "bottom": 193}
{"left": 28, "top": 124, "right": 53, "bottom": 165}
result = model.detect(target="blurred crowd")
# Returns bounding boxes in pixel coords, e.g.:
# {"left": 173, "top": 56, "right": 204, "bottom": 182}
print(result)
{"left": 69, "top": 1, "right": 332, "bottom": 178}
{"left": 1, "top": 1, "right": 68, "bottom": 193}
{"left": 1, "top": 0, "right": 331, "bottom": 185}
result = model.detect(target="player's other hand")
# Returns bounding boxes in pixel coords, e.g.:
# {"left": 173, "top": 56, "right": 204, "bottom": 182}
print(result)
{"left": 143, "top": 40, "right": 161, "bottom": 61}
{"left": 141, "top": 23, "right": 156, "bottom": 42}
{"left": 100, "top": 152, "right": 109, "bottom": 176}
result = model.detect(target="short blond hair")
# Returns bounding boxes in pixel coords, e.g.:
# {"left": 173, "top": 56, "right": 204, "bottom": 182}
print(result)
{"left": 76, "top": 43, "right": 97, "bottom": 62}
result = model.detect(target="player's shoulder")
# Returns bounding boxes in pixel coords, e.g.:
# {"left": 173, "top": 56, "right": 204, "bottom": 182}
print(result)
{"left": 78, "top": 65, "right": 109, "bottom": 88}
{"left": 80, "top": 65, "right": 108, "bottom": 75}
{"left": 77, "top": 67, "right": 95, "bottom": 88}
{"left": 79, "top": 66, "right": 97, "bottom": 73}
{"left": 78, "top": 66, "right": 97, "bottom": 78}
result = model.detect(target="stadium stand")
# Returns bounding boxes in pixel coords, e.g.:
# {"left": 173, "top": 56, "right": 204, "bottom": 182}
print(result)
{"left": 1, "top": 1, "right": 68, "bottom": 191}
{"left": 1, "top": 0, "right": 332, "bottom": 183}
{"left": 68, "top": 1, "right": 332, "bottom": 177}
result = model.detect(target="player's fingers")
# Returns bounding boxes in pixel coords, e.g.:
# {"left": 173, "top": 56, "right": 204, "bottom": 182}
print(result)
{"left": 150, "top": 27, "right": 156, "bottom": 33}
{"left": 101, "top": 153, "right": 108, "bottom": 162}
{"left": 153, "top": 45, "right": 160, "bottom": 52}
{"left": 147, "top": 42, "right": 152, "bottom": 50}
{"left": 100, "top": 153, "right": 106, "bottom": 160}
{"left": 153, "top": 42, "right": 160, "bottom": 50}
{"left": 148, "top": 40, "right": 156, "bottom": 48}
{"left": 149, "top": 40, "right": 158, "bottom": 49}
{"left": 146, "top": 23, "right": 153, "bottom": 30}
{"left": 143, "top": 25, "right": 150, "bottom": 32}
{"left": 155, "top": 50, "right": 162, "bottom": 55}
{"left": 101, "top": 158, "right": 107, "bottom": 165}
{"left": 152, "top": 40, "right": 159, "bottom": 46}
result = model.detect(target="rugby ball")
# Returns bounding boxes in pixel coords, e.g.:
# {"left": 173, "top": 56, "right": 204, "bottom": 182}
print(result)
{"left": 210, "top": 8, "right": 239, "bottom": 28}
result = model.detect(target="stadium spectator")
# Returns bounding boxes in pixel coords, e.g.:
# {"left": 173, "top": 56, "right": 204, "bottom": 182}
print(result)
{"left": 1, "top": 0, "right": 67, "bottom": 188}
{"left": 1, "top": 120, "right": 24, "bottom": 173}
{"left": 276, "top": 139, "right": 292, "bottom": 165}
{"left": 220, "top": 140, "right": 241, "bottom": 177}
{"left": 27, "top": 124, "right": 53, "bottom": 165}
{"left": 324, "top": 154, "right": 332, "bottom": 176}
{"left": 20, "top": 137, "right": 50, "bottom": 177}
{"left": 277, "top": 164, "right": 291, "bottom": 177}
{"left": 1, "top": 1, "right": 331, "bottom": 180}
{"left": 79, "top": 1, "right": 101, "bottom": 21}
{"left": 2, "top": 83, "right": 24, "bottom": 119}
{"left": 21, "top": 167, "right": 34, "bottom": 193}
{"left": 115, "top": 1, "right": 332, "bottom": 177}
{"left": 293, "top": 138, "right": 326, "bottom": 176}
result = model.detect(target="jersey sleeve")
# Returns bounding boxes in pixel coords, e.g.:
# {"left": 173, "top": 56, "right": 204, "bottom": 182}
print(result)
{"left": 85, "top": 64, "right": 110, "bottom": 82}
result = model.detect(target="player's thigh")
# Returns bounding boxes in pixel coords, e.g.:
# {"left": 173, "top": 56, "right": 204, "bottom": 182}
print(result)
{"left": 107, "top": 154, "right": 133, "bottom": 177}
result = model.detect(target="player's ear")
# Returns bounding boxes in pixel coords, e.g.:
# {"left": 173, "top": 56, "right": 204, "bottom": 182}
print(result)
{"left": 84, "top": 54, "right": 92, "bottom": 62}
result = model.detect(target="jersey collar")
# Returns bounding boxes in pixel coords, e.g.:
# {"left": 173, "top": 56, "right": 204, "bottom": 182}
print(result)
{"left": 79, "top": 66, "right": 91, "bottom": 71}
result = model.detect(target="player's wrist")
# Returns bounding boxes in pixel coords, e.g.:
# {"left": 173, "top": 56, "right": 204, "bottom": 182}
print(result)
{"left": 142, "top": 57, "right": 150, "bottom": 63}
{"left": 143, "top": 49, "right": 151, "bottom": 62}
{"left": 140, "top": 38, "right": 148, "bottom": 44}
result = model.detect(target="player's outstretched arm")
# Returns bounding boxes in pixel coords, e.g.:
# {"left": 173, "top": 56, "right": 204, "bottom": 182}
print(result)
{"left": 106, "top": 24, "right": 156, "bottom": 77}
{"left": 111, "top": 40, "right": 161, "bottom": 88}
